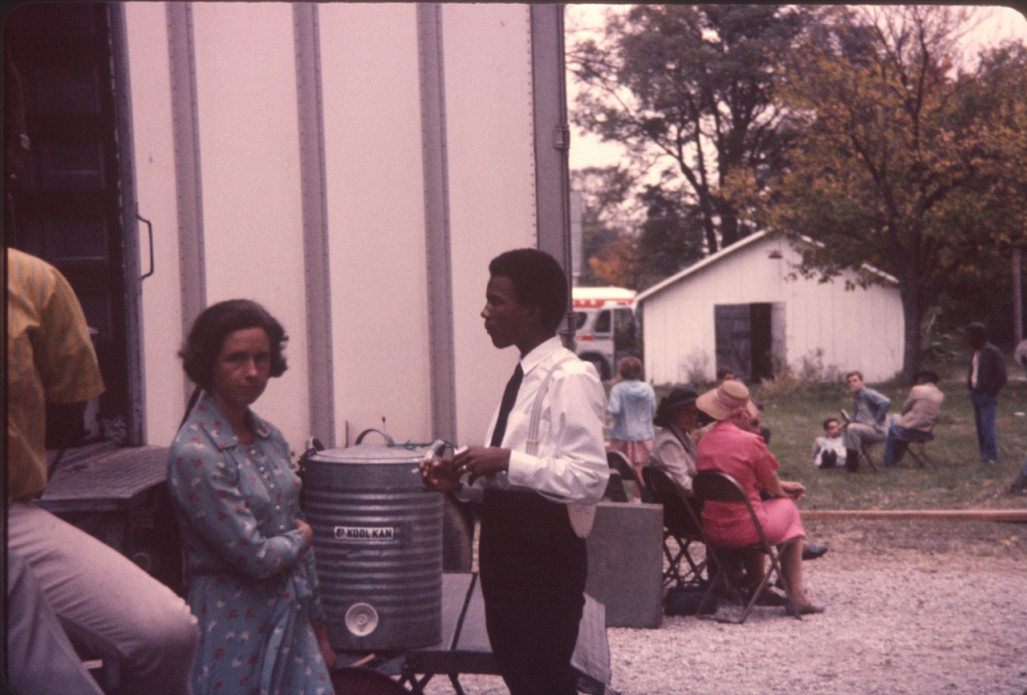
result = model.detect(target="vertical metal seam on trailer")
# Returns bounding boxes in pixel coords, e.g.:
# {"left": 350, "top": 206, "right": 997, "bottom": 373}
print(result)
{"left": 417, "top": 4, "right": 458, "bottom": 444}
{"left": 110, "top": 4, "right": 147, "bottom": 445}
{"left": 166, "top": 3, "right": 206, "bottom": 403}
{"left": 530, "top": 5, "right": 576, "bottom": 348}
{"left": 293, "top": 4, "right": 336, "bottom": 448}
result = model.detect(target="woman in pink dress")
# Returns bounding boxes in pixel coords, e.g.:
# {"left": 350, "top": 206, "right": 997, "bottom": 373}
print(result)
{"left": 695, "top": 380, "right": 823, "bottom": 615}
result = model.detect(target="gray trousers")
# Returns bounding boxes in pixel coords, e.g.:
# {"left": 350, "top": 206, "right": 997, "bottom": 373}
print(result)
{"left": 843, "top": 422, "right": 887, "bottom": 450}
{"left": 8, "top": 502, "right": 199, "bottom": 695}
{"left": 6, "top": 548, "right": 105, "bottom": 695}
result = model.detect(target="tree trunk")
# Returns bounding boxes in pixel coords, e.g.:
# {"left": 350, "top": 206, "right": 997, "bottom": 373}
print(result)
{"left": 703, "top": 215, "right": 719, "bottom": 255}
{"left": 900, "top": 291, "right": 923, "bottom": 383}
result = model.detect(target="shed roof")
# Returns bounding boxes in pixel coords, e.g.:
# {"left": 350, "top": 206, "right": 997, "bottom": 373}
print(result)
{"left": 635, "top": 231, "right": 898, "bottom": 305}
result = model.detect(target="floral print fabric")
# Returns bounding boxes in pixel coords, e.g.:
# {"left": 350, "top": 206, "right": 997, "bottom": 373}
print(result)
{"left": 167, "top": 393, "right": 333, "bottom": 695}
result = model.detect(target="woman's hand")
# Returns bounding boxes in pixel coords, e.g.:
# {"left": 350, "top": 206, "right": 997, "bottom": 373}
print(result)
{"left": 779, "top": 480, "right": 806, "bottom": 500}
{"left": 296, "top": 519, "right": 314, "bottom": 549}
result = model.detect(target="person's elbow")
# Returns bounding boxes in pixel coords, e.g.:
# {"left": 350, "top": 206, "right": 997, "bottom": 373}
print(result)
{"left": 580, "top": 464, "right": 610, "bottom": 504}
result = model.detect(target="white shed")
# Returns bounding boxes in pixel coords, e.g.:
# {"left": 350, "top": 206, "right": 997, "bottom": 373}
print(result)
{"left": 635, "top": 232, "right": 904, "bottom": 386}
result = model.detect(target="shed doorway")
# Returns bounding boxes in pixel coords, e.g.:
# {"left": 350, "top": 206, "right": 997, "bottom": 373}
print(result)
{"left": 714, "top": 303, "right": 785, "bottom": 384}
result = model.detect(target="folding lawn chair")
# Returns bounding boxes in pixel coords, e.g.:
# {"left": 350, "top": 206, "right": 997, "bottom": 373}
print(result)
{"left": 607, "top": 450, "right": 645, "bottom": 500}
{"left": 905, "top": 440, "right": 935, "bottom": 467}
{"left": 692, "top": 470, "right": 801, "bottom": 624}
{"left": 641, "top": 466, "right": 707, "bottom": 589}
{"left": 602, "top": 469, "right": 629, "bottom": 502}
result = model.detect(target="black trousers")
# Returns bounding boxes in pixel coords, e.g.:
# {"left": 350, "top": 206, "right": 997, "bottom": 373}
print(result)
{"left": 479, "top": 489, "right": 586, "bottom": 695}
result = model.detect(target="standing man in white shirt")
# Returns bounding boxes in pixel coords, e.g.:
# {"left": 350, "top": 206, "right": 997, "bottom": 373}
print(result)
{"left": 421, "top": 248, "right": 609, "bottom": 695}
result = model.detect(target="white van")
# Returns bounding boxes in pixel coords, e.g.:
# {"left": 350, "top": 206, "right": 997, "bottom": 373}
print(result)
{"left": 572, "top": 286, "right": 639, "bottom": 380}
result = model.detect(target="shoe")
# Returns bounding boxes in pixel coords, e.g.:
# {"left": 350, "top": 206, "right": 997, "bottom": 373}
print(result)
{"left": 785, "top": 602, "right": 825, "bottom": 617}
{"left": 802, "top": 543, "right": 829, "bottom": 561}
{"left": 844, "top": 449, "right": 860, "bottom": 473}
{"left": 750, "top": 587, "right": 789, "bottom": 606}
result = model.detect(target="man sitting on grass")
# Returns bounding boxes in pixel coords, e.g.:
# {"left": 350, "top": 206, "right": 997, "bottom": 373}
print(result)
{"left": 812, "top": 417, "right": 847, "bottom": 469}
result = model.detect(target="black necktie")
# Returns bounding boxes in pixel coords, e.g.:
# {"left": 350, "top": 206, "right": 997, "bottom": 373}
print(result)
{"left": 490, "top": 363, "right": 523, "bottom": 447}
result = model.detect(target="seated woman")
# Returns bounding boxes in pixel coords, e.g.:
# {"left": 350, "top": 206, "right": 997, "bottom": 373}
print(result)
{"left": 649, "top": 386, "right": 701, "bottom": 498}
{"left": 694, "top": 380, "right": 824, "bottom": 616}
{"left": 167, "top": 299, "right": 336, "bottom": 694}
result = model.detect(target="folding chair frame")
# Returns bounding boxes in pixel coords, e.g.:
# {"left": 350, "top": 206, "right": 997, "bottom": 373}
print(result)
{"left": 882, "top": 433, "right": 935, "bottom": 468}
{"left": 905, "top": 441, "right": 934, "bottom": 467}
{"left": 641, "top": 466, "right": 707, "bottom": 589}
{"left": 692, "top": 470, "right": 801, "bottom": 624}
{"left": 607, "top": 450, "right": 644, "bottom": 499}
{"left": 894, "top": 432, "right": 935, "bottom": 468}
{"left": 860, "top": 443, "right": 881, "bottom": 472}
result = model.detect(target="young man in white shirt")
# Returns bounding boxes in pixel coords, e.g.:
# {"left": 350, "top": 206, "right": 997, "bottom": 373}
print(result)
{"left": 812, "top": 417, "right": 847, "bottom": 469}
{"left": 421, "top": 248, "right": 608, "bottom": 695}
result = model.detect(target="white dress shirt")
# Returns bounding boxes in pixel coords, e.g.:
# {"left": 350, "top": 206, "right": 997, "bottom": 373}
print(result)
{"left": 458, "top": 336, "right": 609, "bottom": 504}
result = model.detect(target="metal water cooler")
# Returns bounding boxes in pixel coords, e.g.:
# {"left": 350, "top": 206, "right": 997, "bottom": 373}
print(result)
{"left": 301, "top": 430, "right": 443, "bottom": 651}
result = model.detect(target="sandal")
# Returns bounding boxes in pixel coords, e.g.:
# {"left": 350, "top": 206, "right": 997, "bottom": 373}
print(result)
{"left": 785, "top": 602, "right": 825, "bottom": 617}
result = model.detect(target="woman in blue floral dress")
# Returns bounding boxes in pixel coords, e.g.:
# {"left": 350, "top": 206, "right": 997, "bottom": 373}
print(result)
{"left": 168, "top": 299, "right": 336, "bottom": 695}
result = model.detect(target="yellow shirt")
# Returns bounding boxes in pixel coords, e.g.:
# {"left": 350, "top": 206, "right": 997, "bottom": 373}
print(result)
{"left": 6, "top": 248, "right": 104, "bottom": 502}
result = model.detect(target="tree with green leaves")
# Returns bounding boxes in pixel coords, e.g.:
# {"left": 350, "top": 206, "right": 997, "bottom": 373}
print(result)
{"left": 570, "top": 166, "right": 638, "bottom": 287}
{"left": 766, "top": 5, "right": 1027, "bottom": 379}
{"left": 569, "top": 4, "right": 811, "bottom": 261}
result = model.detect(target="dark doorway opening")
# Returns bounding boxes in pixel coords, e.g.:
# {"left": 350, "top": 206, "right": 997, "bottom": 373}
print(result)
{"left": 6, "top": 3, "right": 140, "bottom": 444}
{"left": 714, "top": 303, "right": 783, "bottom": 384}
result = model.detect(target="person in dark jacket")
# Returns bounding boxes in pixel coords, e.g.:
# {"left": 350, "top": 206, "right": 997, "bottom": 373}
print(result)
{"left": 967, "top": 322, "right": 1007, "bottom": 464}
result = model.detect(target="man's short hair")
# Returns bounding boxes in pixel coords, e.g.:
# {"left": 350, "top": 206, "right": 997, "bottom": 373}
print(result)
{"left": 967, "top": 322, "right": 988, "bottom": 341}
{"left": 488, "top": 248, "right": 567, "bottom": 334}
{"left": 914, "top": 370, "right": 939, "bottom": 384}
{"left": 845, "top": 370, "right": 863, "bottom": 382}
{"left": 823, "top": 417, "right": 839, "bottom": 430}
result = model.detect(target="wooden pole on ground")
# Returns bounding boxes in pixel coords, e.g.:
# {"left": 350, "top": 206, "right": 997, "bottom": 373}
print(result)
{"left": 802, "top": 509, "right": 1027, "bottom": 522}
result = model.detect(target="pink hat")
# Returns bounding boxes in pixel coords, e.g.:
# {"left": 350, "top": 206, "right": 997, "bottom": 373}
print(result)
{"left": 696, "top": 379, "right": 759, "bottom": 421}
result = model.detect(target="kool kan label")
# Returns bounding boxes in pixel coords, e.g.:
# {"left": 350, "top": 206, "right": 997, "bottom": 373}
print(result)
{"left": 333, "top": 525, "right": 401, "bottom": 542}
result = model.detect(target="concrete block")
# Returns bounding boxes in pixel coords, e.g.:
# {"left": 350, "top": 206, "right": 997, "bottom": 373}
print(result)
{"left": 585, "top": 501, "right": 663, "bottom": 628}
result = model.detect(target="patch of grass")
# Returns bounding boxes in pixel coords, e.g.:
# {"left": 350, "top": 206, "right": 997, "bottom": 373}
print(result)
{"left": 641, "top": 372, "right": 1027, "bottom": 511}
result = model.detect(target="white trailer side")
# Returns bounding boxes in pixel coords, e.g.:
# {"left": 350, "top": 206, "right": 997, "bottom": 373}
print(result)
{"left": 123, "top": 3, "right": 573, "bottom": 451}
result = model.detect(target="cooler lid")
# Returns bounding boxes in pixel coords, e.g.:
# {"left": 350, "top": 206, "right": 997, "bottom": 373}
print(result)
{"left": 305, "top": 429, "right": 438, "bottom": 465}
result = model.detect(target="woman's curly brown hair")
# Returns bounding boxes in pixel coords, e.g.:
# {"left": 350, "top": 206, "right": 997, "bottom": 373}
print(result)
{"left": 179, "top": 299, "right": 288, "bottom": 389}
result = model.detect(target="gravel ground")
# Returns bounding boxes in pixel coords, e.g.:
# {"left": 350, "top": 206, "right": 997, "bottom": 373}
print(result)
{"left": 421, "top": 519, "right": 1027, "bottom": 695}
